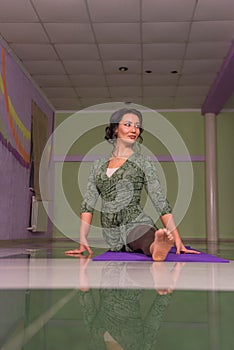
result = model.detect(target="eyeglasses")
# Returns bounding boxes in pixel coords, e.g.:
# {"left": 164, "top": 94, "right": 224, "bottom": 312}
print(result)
{"left": 119, "top": 121, "right": 142, "bottom": 129}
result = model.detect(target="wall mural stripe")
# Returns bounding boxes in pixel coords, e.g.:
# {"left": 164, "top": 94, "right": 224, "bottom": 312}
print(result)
{"left": 1, "top": 47, "right": 30, "bottom": 164}
{"left": 0, "top": 75, "right": 30, "bottom": 140}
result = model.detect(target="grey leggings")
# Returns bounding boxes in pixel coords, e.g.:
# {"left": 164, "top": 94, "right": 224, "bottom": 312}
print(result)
{"left": 126, "top": 225, "right": 156, "bottom": 256}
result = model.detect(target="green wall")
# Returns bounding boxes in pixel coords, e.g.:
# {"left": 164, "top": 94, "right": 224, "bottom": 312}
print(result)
{"left": 217, "top": 112, "right": 234, "bottom": 239}
{"left": 53, "top": 109, "right": 234, "bottom": 241}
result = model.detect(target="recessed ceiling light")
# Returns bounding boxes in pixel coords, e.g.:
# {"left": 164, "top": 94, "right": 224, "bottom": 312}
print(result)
{"left": 118, "top": 66, "right": 128, "bottom": 72}
{"left": 171, "top": 70, "right": 178, "bottom": 74}
{"left": 145, "top": 70, "right": 152, "bottom": 74}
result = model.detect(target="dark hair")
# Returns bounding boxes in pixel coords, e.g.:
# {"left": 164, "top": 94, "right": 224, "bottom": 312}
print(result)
{"left": 105, "top": 108, "right": 144, "bottom": 144}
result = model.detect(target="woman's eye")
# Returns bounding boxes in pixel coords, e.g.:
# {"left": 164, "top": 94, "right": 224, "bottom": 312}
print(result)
{"left": 124, "top": 122, "right": 141, "bottom": 128}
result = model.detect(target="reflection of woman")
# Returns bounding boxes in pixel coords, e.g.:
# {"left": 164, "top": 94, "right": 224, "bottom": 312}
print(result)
{"left": 66, "top": 108, "right": 198, "bottom": 260}
{"left": 78, "top": 258, "right": 184, "bottom": 350}
{"left": 80, "top": 288, "right": 171, "bottom": 350}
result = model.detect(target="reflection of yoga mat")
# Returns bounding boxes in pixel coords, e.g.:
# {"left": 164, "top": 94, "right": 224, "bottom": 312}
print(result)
{"left": 93, "top": 247, "right": 229, "bottom": 263}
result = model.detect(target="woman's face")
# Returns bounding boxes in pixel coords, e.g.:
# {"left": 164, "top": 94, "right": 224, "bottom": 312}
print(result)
{"left": 115, "top": 113, "right": 141, "bottom": 144}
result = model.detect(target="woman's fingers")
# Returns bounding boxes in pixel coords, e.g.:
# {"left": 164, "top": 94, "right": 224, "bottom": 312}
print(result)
{"left": 176, "top": 246, "right": 200, "bottom": 254}
{"left": 161, "top": 228, "right": 174, "bottom": 241}
{"left": 86, "top": 246, "right": 94, "bottom": 255}
{"left": 182, "top": 248, "right": 200, "bottom": 254}
{"left": 65, "top": 249, "right": 83, "bottom": 255}
{"left": 65, "top": 246, "right": 94, "bottom": 256}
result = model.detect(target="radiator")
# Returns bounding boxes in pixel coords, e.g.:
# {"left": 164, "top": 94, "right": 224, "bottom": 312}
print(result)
{"left": 27, "top": 196, "right": 48, "bottom": 232}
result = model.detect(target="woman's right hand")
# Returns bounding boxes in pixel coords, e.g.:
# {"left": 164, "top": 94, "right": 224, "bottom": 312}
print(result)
{"left": 65, "top": 213, "right": 93, "bottom": 256}
{"left": 65, "top": 239, "right": 93, "bottom": 256}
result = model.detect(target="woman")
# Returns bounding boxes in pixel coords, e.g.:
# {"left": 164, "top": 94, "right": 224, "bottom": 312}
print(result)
{"left": 65, "top": 108, "right": 199, "bottom": 261}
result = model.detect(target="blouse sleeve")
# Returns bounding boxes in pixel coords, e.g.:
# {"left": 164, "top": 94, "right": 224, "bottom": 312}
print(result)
{"left": 143, "top": 157, "right": 172, "bottom": 216}
{"left": 80, "top": 161, "right": 100, "bottom": 214}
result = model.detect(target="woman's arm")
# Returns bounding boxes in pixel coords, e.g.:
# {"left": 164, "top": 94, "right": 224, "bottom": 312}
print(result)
{"left": 143, "top": 157, "right": 199, "bottom": 255}
{"left": 65, "top": 212, "right": 93, "bottom": 255}
{"left": 160, "top": 213, "right": 199, "bottom": 254}
{"left": 65, "top": 161, "right": 101, "bottom": 256}
{"left": 79, "top": 212, "right": 93, "bottom": 255}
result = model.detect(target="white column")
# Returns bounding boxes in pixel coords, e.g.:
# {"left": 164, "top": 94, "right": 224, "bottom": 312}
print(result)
{"left": 205, "top": 113, "right": 218, "bottom": 242}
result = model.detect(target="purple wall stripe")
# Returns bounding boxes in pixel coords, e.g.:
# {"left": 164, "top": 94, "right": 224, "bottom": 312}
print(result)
{"left": 202, "top": 42, "right": 234, "bottom": 115}
{"left": 54, "top": 154, "right": 205, "bottom": 162}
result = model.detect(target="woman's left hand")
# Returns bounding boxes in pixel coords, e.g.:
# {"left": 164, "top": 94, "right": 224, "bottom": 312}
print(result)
{"left": 175, "top": 239, "right": 200, "bottom": 255}
{"left": 160, "top": 214, "right": 200, "bottom": 255}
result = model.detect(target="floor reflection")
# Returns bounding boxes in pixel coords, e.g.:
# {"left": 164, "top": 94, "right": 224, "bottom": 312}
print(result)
{"left": 1, "top": 281, "right": 234, "bottom": 349}
{"left": 0, "top": 241, "right": 234, "bottom": 350}
{"left": 79, "top": 288, "right": 171, "bottom": 350}
{"left": 77, "top": 258, "right": 184, "bottom": 350}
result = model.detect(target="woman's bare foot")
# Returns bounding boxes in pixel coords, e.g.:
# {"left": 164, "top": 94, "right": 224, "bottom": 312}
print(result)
{"left": 150, "top": 262, "right": 185, "bottom": 294}
{"left": 150, "top": 228, "right": 174, "bottom": 261}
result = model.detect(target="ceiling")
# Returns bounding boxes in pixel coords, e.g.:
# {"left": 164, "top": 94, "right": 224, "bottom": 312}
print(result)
{"left": 0, "top": 0, "right": 234, "bottom": 111}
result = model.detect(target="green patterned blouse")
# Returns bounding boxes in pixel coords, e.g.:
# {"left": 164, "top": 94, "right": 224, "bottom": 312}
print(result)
{"left": 81, "top": 152, "right": 171, "bottom": 251}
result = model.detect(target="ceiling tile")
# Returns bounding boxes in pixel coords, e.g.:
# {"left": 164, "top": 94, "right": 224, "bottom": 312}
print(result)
{"left": 63, "top": 61, "right": 103, "bottom": 74}
{"left": 33, "top": 75, "right": 72, "bottom": 87}
{"left": 179, "top": 74, "right": 216, "bottom": 86}
{"left": 1, "top": 0, "right": 234, "bottom": 111}
{"left": 80, "top": 97, "right": 112, "bottom": 108}
{"left": 111, "top": 97, "right": 143, "bottom": 105}
{"left": 87, "top": 0, "right": 140, "bottom": 22}
{"left": 32, "top": 0, "right": 89, "bottom": 22}
{"left": 22, "top": 60, "right": 66, "bottom": 74}
{"left": 185, "top": 42, "right": 232, "bottom": 59}
{"left": 10, "top": 44, "right": 57, "bottom": 60}
{"left": 103, "top": 61, "right": 141, "bottom": 74}
{"left": 99, "top": 44, "right": 141, "bottom": 60}
{"left": 0, "top": 23, "right": 49, "bottom": 43}
{"left": 76, "top": 87, "right": 110, "bottom": 97}
{"left": 93, "top": 23, "right": 140, "bottom": 43}
{"left": 106, "top": 75, "right": 141, "bottom": 86}
{"left": 190, "top": 21, "right": 234, "bottom": 42}
{"left": 0, "top": 0, "right": 38, "bottom": 22}
{"left": 142, "top": 0, "right": 196, "bottom": 21}
{"left": 109, "top": 86, "right": 142, "bottom": 97}
{"left": 44, "top": 23, "right": 95, "bottom": 44}
{"left": 143, "top": 22, "right": 190, "bottom": 42}
{"left": 143, "top": 60, "right": 182, "bottom": 74}
{"left": 69, "top": 75, "right": 106, "bottom": 86}
{"left": 143, "top": 74, "right": 179, "bottom": 86}
{"left": 42, "top": 87, "right": 77, "bottom": 98}
{"left": 194, "top": 0, "right": 234, "bottom": 21}
{"left": 142, "top": 97, "right": 174, "bottom": 109}
{"left": 224, "top": 92, "right": 234, "bottom": 108}
{"left": 50, "top": 98, "right": 82, "bottom": 110}
{"left": 174, "top": 96, "right": 205, "bottom": 108}
{"left": 182, "top": 59, "right": 223, "bottom": 74}
{"left": 176, "top": 85, "right": 210, "bottom": 97}
{"left": 144, "top": 86, "right": 176, "bottom": 96}
{"left": 55, "top": 44, "right": 100, "bottom": 60}
{"left": 143, "top": 43, "right": 186, "bottom": 60}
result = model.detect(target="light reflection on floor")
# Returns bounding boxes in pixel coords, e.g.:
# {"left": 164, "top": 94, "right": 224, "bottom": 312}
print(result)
{"left": 0, "top": 242, "right": 234, "bottom": 350}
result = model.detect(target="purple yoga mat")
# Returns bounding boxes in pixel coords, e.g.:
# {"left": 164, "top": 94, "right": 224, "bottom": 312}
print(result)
{"left": 93, "top": 247, "right": 229, "bottom": 263}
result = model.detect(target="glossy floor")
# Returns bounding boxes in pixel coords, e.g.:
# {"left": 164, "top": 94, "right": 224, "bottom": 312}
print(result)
{"left": 0, "top": 241, "right": 234, "bottom": 350}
